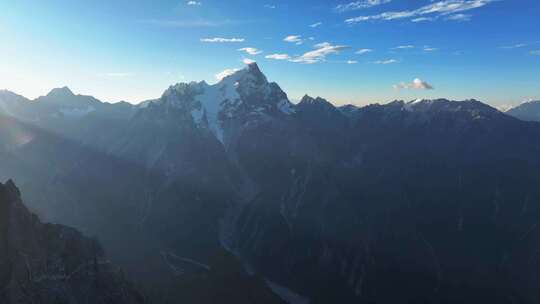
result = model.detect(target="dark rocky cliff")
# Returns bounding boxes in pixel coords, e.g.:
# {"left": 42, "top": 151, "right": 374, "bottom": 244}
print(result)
{"left": 0, "top": 180, "right": 145, "bottom": 304}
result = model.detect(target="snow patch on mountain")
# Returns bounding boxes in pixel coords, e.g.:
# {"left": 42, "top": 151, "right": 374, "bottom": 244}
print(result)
{"left": 404, "top": 99, "right": 431, "bottom": 111}
{"left": 160, "top": 63, "right": 296, "bottom": 144}
{"left": 190, "top": 79, "right": 239, "bottom": 143}
{"left": 278, "top": 99, "right": 295, "bottom": 114}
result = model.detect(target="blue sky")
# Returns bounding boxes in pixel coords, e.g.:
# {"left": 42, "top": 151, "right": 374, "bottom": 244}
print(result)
{"left": 0, "top": 0, "right": 539, "bottom": 107}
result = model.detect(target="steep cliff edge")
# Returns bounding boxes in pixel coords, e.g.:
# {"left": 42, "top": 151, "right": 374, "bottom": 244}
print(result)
{"left": 0, "top": 180, "right": 145, "bottom": 304}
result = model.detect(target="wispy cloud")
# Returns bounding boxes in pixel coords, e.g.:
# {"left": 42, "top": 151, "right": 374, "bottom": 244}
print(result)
{"left": 394, "top": 78, "right": 434, "bottom": 90}
{"left": 266, "top": 42, "right": 350, "bottom": 64}
{"left": 347, "top": 60, "right": 358, "bottom": 64}
{"left": 500, "top": 43, "right": 528, "bottom": 49}
{"left": 238, "top": 47, "right": 262, "bottom": 55}
{"left": 187, "top": 1, "right": 201, "bottom": 5}
{"left": 310, "top": 22, "right": 323, "bottom": 28}
{"left": 335, "top": 0, "right": 392, "bottom": 13}
{"left": 412, "top": 17, "right": 436, "bottom": 22}
{"left": 346, "top": 0, "right": 497, "bottom": 24}
{"left": 265, "top": 54, "right": 291, "bottom": 60}
{"left": 264, "top": 4, "right": 276, "bottom": 9}
{"left": 356, "top": 48, "right": 374, "bottom": 54}
{"left": 394, "top": 45, "right": 415, "bottom": 49}
{"left": 445, "top": 13, "right": 472, "bottom": 21}
{"left": 291, "top": 42, "right": 351, "bottom": 64}
{"left": 423, "top": 46, "right": 438, "bottom": 52}
{"left": 243, "top": 58, "right": 256, "bottom": 64}
{"left": 284, "top": 35, "right": 304, "bottom": 45}
{"left": 530, "top": 50, "right": 540, "bottom": 56}
{"left": 201, "top": 37, "right": 245, "bottom": 43}
{"left": 373, "top": 59, "right": 399, "bottom": 64}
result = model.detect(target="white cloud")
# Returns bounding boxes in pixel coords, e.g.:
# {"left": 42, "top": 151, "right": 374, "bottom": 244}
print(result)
{"left": 243, "top": 58, "right": 256, "bottom": 64}
{"left": 420, "top": 1, "right": 491, "bottom": 15}
{"left": 424, "top": 46, "right": 438, "bottom": 52}
{"left": 346, "top": 0, "right": 496, "bottom": 24}
{"left": 238, "top": 47, "right": 262, "bottom": 55}
{"left": 264, "top": 4, "right": 276, "bottom": 9}
{"left": 265, "top": 43, "right": 350, "bottom": 64}
{"left": 284, "top": 35, "right": 304, "bottom": 45}
{"left": 445, "top": 13, "right": 472, "bottom": 21}
{"left": 347, "top": 60, "right": 358, "bottom": 64}
{"left": 310, "top": 22, "right": 323, "bottom": 28}
{"left": 500, "top": 43, "right": 528, "bottom": 49}
{"left": 412, "top": 17, "right": 436, "bottom": 22}
{"left": 356, "top": 48, "right": 374, "bottom": 54}
{"left": 393, "top": 78, "right": 434, "bottom": 90}
{"left": 346, "top": 12, "right": 412, "bottom": 23}
{"left": 291, "top": 42, "right": 351, "bottom": 64}
{"left": 215, "top": 68, "right": 240, "bottom": 81}
{"left": 335, "top": 0, "right": 392, "bottom": 12}
{"left": 530, "top": 50, "right": 540, "bottom": 56}
{"left": 394, "top": 45, "right": 415, "bottom": 49}
{"left": 187, "top": 1, "right": 201, "bottom": 5}
{"left": 373, "top": 59, "right": 398, "bottom": 64}
{"left": 201, "top": 37, "right": 245, "bottom": 43}
{"left": 265, "top": 54, "right": 291, "bottom": 60}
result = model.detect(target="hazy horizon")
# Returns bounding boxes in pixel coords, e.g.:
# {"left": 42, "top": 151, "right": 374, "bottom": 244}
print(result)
{"left": 2, "top": 62, "right": 538, "bottom": 111}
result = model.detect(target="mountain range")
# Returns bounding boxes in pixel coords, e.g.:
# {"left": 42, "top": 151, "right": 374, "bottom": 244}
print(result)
{"left": 506, "top": 100, "right": 540, "bottom": 122}
{"left": 2, "top": 63, "right": 540, "bottom": 303}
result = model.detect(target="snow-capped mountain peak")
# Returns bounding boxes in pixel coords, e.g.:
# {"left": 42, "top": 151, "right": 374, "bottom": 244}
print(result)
{"left": 398, "top": 98, "right": 508, "bottom": 122}
{"left": 157, "top": 63, "right": 295, "bottom": 143}
{"left": 220, "top": 62, "right": 268, "bottom": 88}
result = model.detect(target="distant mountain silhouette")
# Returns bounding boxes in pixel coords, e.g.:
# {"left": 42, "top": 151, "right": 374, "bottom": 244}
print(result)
{"left": 507, "top": 100, "right": 540, "bottom": 122}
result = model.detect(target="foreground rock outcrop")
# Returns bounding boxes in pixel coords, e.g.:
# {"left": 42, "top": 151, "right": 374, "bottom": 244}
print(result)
{"left": 0, "top": 180, "right": 145, "bottom": 304}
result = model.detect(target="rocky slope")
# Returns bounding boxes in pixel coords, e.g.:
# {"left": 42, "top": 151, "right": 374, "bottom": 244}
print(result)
{"left": 0, "top": 180, "right": 145, "bottom": 304}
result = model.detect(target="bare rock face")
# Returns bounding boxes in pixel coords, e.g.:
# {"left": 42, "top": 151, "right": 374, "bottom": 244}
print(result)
{"left": 0, "top": 180, "right": 145, "bottom": 304}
